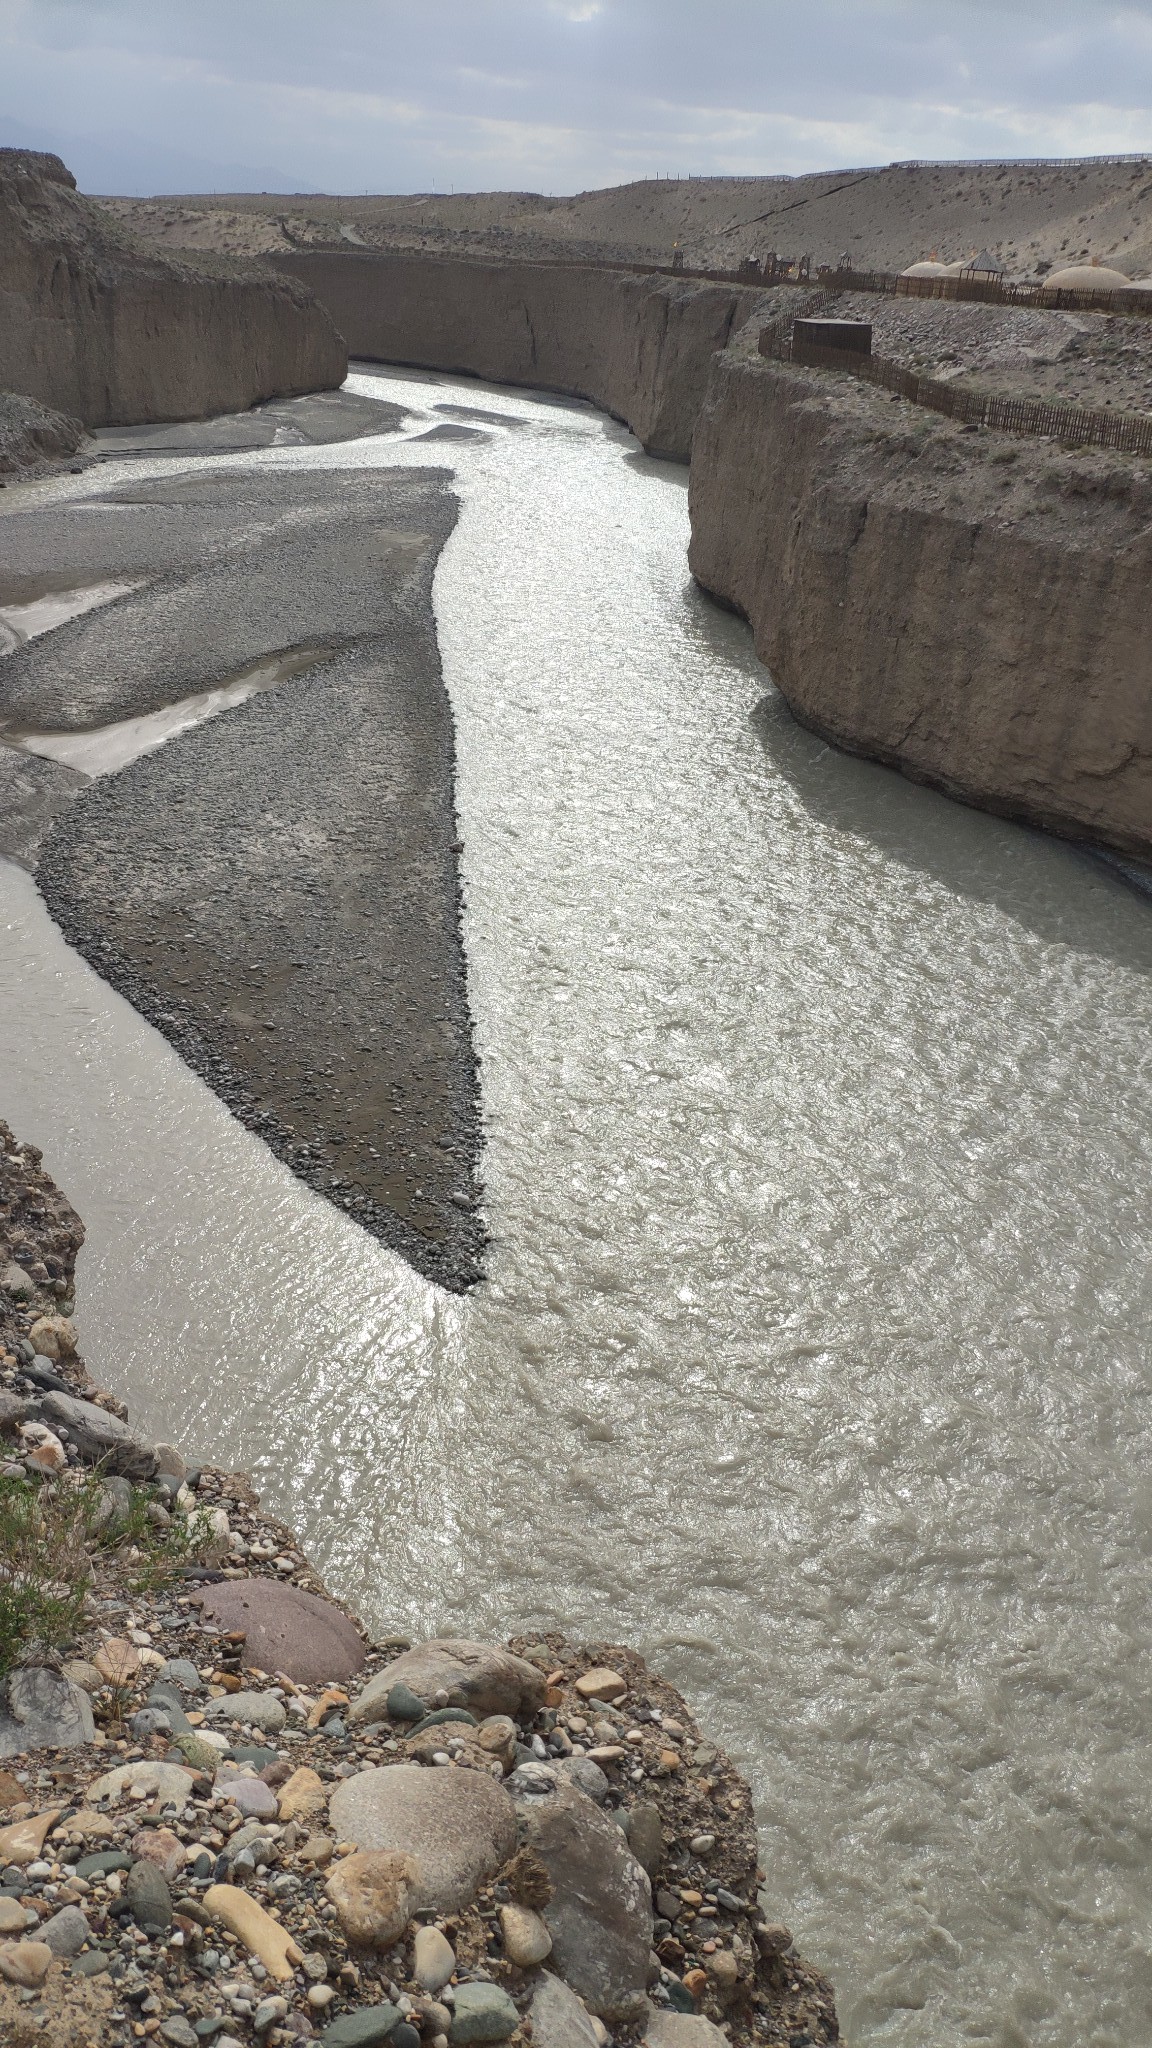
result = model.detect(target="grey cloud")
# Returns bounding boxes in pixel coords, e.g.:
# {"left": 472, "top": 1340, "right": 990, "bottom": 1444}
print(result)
{"left": 3, "top": 0, "right": 1150, "bottom": 194}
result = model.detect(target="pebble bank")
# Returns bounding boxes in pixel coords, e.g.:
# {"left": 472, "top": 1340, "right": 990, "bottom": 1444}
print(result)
{"left": 0, "top": 1120, "right": 839, "bottom": 2048}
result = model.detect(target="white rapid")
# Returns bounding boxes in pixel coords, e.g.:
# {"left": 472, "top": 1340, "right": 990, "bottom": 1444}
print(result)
{"left": 2, "top": 367, "right": 1152, "bottom": 2047}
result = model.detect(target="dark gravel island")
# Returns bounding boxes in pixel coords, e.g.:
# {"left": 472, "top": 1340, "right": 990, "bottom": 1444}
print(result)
{"left": 1, "top": 457, "right": 484, "bottom": 1291}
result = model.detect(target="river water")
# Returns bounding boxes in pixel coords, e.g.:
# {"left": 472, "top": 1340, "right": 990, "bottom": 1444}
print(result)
{"left": 3, "top": 368, "right": 1152, "bottom": 2047}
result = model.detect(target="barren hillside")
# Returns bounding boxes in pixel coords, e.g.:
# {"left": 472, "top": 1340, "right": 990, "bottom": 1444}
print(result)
{"left": 100, "top": 156, "right": 1152, "bottom": 279}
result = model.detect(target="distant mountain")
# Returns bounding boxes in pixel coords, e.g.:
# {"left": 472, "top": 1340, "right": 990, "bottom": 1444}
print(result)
{"left": 0, "top": 116, "right": 316, "bottom": 196}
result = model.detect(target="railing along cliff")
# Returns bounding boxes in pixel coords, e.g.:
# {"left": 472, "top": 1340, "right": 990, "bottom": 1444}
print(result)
{"left": 768, "top": 329, "right": 1152, "bottom": 458}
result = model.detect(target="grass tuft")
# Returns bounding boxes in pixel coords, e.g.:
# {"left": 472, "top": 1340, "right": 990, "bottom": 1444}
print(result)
{"left": 0, "top": 1467, "right": 215, "bottom": 1676}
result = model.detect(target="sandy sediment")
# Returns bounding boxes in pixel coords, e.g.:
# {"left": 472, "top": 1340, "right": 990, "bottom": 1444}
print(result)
{"left": 2, "top": 460, "right": 485, "bottom": 1291}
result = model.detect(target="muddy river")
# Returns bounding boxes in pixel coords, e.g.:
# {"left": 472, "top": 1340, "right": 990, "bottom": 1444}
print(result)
{"left": 3, "top": 368, "right": 1152, "bottom": 2046}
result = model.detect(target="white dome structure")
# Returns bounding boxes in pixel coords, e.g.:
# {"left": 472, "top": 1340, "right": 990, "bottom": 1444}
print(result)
{"left": 901, "top": 260, "right": 950, "bottom": 277}
{"left": 1043, "top": 263, "right": 1133, "bottom": 293}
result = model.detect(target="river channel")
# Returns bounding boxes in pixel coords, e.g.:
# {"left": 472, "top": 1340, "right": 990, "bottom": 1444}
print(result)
{"left": 3, "top": 367, "right": 1152, "bottom": 2046}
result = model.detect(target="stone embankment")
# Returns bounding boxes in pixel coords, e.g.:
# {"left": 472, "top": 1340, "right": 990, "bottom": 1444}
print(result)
{"left": 279, "top": 246, "right": 1152, "bottom": 858}
{"left": 0, "top": 152, "right": 345, "bottom": 448}
{"left": 0, "top": 1121, "right": 839, "bottom": 2047}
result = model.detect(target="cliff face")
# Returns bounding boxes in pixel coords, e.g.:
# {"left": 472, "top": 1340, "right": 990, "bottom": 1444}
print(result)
{"left": 271, "top": 248, "right": 1152, "bottom": 855}
{"left": 0, "top": 150, "right": 346, "bottom": 427}
{"left": 688, "top": 355, "right": 1152, "bottom": 857}
{"left": 274, "top": 248, "right": 764, "bottom": 458}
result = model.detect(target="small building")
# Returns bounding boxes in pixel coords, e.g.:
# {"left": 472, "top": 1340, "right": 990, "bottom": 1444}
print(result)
{"left": 792, "top": 318, "right": 873, "bottom": 359}
{"left": 961, "top": 249, "right": 1006, "bottom": 279}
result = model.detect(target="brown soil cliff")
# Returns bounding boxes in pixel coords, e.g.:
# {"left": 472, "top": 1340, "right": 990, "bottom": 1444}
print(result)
{"left": 272, "top": 248, "right": 767, "bottom": 459}
{"left": 0, "top": 151, "right": 346, "bottom": 429}
{"left": 266, "top": 245, "right": 1151, "bottom": 857}
{"left": 688, "top": 354, "right": 1152, "bottom": 856}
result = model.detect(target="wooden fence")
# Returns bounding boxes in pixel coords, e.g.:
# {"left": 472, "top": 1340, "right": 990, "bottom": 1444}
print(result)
{"left": 778, "top": 336, "right": 1152, "bottom": 456}
{"left": 814, "top": 265, "right": 1152, "bottom": 318}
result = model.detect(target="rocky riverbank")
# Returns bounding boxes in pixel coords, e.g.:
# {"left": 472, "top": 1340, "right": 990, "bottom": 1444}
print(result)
{"left": 0, "top": 1121, "right": 839, "bottom": 2047}
{"left": 1, "top": 151, "right": 345, "bottom": 435}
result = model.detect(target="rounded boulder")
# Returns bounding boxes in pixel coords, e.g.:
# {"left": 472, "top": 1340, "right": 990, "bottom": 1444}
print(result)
{"left": 197, "top": 1578, "right": 366, "bottom": 1685}
{"left": 348, "top": 1639, "right": 544, "bottom": 1728}
{"left": 325, "top": 1848, "right": 419, "bottom": 1949}
{"left": 328, "top": 1763, "right": 517, "bottom": 1913}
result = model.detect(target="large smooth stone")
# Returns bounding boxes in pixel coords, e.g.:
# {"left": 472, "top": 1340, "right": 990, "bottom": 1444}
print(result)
{"left": 642, "top": 2013, "right": 730, "bottom": 2048}
{"left": 0, "top": 1808, "right": 59, "bottom": 1865}
{"left": 500, "top": 1902, "right": 552, "bottom": 1966}
{"left": 277, "top": 1766, "right": 326, "bottom": 1823}
{"left": 130, "top": 1826, "right": 185, "bottom": 1878}
{"left": 573, "top": 1669, "right": 626, "bottom": 1704}
{"left": 318, "top": 2005, "right": 401, "bottom": 2048}
{"left": 349, "top": 1640, "right": 544, "bottom": 1727}
{"left": 413, "top": 1923, "right": 455, "bottom": 1992}
{"left": 626, "top": 1801, "right": 665, "bottom": 1877}
{"left": 39, "top": 1903, "right": 90, "bottom": 1956}
{"left": 0, "top": 1938, "right": 53, "bottom": 1987}
{"left": 126, "top": 1858, "right": 173, "bottom": 1931}
{"left": 555, "top": 1758, "right": 609, "bottom": 1805}
{"left": 529, "top": 1974, "right": 602, "bottom": 2048}
{"left": 203, "top": 1690, "right": 286, "bottom": 1733}
{"left": 76, "top": 1849, "right": 132, "bottom": 1880}
{"left": 86, "top": 1760, "right": 195, "bottom": 1806}
{"left": 214, "top": 1772, "right": 279, "bottom": 1819}
{"left": 41, "top": 1390, "right": 157, "bottom": 1479}
{"left": 516, "top": 1781, "right": 652, "bottom": 2021}
{"left": 448, "top": 1982, "right": 520, "bottom": 2044}
{"left": 325, "top": 1848, "right": 418, "bottom": 1949}
{"left": 202, "top": 1883, "right": 303, "bottom": 1980}
{"left": 172, "top": 1734, "right": 224, "bottom": 1774}
{"left": 0, "top": 1667, "right": 94, "bottom": 1757}
{"left": 27, "top": 1315, "right": 77, "bottom": 1360}
{"left": 328, "top": 1763, "right": 517, "bottom": 1912}
{"left": 197, "top": 1578, "right": 366, "bottom": 1685}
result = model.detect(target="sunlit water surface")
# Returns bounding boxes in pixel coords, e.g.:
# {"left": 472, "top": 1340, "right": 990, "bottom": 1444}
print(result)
{"left": 3, "top": 369, "right": 1152, "bottom": 2048}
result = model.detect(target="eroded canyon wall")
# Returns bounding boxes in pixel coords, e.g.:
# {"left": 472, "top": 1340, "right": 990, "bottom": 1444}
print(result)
{"left": 273, "top": 248, "right": 764, "bottom": 458}
{"left": 0, "top": 150, "right": 346, "bottom": 429}
{"left": 688, "top": 355, "right": 1152, "bottom": 857}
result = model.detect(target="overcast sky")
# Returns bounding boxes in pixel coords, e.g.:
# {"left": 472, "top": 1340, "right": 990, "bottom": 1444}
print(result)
{"left": 2, "top": 0, "right": 1151, "bottom": 195}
